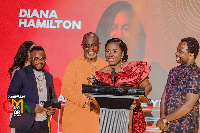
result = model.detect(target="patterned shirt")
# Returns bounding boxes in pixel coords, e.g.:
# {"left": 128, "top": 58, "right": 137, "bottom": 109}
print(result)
{"left": 164, "top": 63, "right": 200, "bottom": 133}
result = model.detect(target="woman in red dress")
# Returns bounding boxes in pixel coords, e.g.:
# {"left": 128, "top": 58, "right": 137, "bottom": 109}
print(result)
{"left": 94, "top": 38, "right": 152, "bottom": 133}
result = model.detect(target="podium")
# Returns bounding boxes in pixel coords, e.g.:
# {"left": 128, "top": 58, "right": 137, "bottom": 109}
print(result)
{"left": 82, "top": 84, "right": 145, "bottom": 133}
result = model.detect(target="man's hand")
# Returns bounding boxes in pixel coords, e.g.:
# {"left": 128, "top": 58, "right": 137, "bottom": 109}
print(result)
{"left": 86, "top": 98, "right": 100, "bottom": 114}
{"left": 162, "top": 125, "right": 169, "bottom": 132}
{"left": 46, "top": 107, "right": 57, "bottom": 116}
{"left": 156, "top": 118, "right": 169, "bottom": 131}
{"left": 87, "top": 75, "right": 95, "bottom": 85}
{"left": 35, "top": 104, "right": 47, "bottom": 113}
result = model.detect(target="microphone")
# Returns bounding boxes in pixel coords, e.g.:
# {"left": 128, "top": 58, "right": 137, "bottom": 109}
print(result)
{"left": 111, "top": 68, "right": 115, "bottom": 86}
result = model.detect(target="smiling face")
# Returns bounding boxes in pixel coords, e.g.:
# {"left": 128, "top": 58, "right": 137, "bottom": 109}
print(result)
{"left": 175, "top": 41, "right": 190, "bottom": 66}
{"left": 30, "top": 50, "right": 46, "bottom": 71}
{"left": 105, "top": 42, "right": 123, "bottom": 66}
{"left": 81, "top": 36, "right": 100, "bottom": 61}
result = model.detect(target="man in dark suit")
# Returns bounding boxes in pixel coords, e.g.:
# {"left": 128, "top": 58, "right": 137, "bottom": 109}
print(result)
{"left": 7, "top": 46, "right": 57, "bottom": 133}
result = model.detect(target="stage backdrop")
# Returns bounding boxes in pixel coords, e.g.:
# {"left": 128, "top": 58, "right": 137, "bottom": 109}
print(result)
{"left": 1, "top": 0, "right": 200, "bottom": 132}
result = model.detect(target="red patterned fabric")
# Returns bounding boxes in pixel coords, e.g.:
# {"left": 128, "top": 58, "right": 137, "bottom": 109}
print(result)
{"left": 96, "top": 61, "right": 150, "bottom": 86}
{"left": 132, "top": 100, "right": 146, "bottom": 133}
{"left": 95, "top": 61, "right": 151, "bottom": 133}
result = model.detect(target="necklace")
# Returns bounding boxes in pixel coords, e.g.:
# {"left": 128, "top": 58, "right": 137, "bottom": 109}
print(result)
{"left": 34, "top": 71, "right": 45, "bottom": 92}
{"left": 87, "top": 60, "right": 98, "bottom": 85}
{"left": 91, "top": 61, "right": 98, "bottom": 75}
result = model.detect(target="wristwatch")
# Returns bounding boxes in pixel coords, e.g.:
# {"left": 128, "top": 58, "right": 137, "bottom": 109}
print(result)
{"left": 163, "top": 118, "right": 168, "bottom": 124}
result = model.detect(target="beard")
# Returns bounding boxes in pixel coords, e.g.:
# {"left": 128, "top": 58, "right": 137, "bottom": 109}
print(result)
{"left": 84, "top": 53, "right": 97, "bottom": 60}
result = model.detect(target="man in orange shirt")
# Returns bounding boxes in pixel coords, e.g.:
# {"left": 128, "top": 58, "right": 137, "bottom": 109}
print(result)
{"left": 61, "top": 32, "right": 107, "bottom": 133}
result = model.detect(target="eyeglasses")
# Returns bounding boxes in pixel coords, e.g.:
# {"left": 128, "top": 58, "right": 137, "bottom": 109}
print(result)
{"left": 32, "top": 57, "right": 46, "bottom": 62}
{"left": 82, "top": 43, "right": 99, "bottom": 49}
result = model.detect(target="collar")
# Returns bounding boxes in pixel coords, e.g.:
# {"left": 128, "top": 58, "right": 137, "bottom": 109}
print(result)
{"left": 180, "top": 63, "right": 196, "bottom": 69}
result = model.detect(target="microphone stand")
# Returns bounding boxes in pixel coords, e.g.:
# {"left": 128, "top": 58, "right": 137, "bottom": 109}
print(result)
{"left": 111, "top": 68, "right": 115, "bottom": 86}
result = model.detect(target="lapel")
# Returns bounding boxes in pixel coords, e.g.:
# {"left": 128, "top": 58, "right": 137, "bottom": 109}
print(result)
{"left": 44, "top": 70, "right": 50, "bottom": 101}
{"left": 24, "top": 65, "right": 38, "bottom": 101}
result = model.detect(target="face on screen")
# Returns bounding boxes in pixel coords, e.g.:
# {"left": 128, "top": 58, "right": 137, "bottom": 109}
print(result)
{"left": 110, "top": 11, "right": 130, "bottom": 41}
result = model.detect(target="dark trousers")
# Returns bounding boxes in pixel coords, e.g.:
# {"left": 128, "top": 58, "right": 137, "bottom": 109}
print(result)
{"left": 15, "top": 120, "right": 49, "bottom": 133}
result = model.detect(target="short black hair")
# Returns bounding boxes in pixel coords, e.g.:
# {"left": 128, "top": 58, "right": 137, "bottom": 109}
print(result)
{"left": 30, "top": 46, "right": 44, "bottom": 52}
{"left": 105, "top": 38, "right": 128, "bottom": 62}
{"left": 181, "top": 37, "right": 199, "bottom": 59}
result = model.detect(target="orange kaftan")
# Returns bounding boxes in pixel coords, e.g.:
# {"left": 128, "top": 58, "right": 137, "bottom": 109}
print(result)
{"left": 61, "top": 55, "right": 107, "bottom": 133}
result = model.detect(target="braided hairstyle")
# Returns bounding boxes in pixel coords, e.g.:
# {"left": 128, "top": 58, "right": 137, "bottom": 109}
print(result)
{"left": 105, "top": 38, "right": 128, "bottom": 62}
{"left": 9, "top": 41, "right": 35, "bottom": 76}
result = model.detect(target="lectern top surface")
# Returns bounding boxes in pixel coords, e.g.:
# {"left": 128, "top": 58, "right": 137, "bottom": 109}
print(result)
{"left": 82, "top": 84, "right": 145, "bottom": 95}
